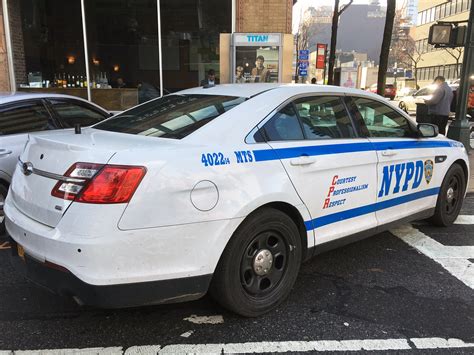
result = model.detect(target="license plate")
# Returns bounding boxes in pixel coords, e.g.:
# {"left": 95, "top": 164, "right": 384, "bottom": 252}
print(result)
{"left": 17, "top": 244, "right": 25, "bottom": 259}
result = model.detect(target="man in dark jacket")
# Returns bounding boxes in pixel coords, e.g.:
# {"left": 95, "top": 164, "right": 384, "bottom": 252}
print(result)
{"left": 424, "top": 76, "right": 453, "bottom": 135}
{"left": 200, "top": 69, "right": 219, "bottom": 87}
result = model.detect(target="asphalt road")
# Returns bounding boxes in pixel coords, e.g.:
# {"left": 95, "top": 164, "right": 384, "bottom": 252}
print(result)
{"left": 0, "top": 196, "right": 473, "bottom": 354}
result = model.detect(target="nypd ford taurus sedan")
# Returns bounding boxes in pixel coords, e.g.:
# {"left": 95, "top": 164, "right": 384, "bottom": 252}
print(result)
{"left": 4, "top": 84, "right": 469, "bottom": 317}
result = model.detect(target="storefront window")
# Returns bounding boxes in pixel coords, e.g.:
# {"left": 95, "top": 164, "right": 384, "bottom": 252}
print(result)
{"left": 18, "top": 0, "right": 85, "bottom": 89}
{"left": 160, "top": 0, "right": 231, "bottom": 91}
{"left": 85, "top": 0, "right": 160, "bottom": 104}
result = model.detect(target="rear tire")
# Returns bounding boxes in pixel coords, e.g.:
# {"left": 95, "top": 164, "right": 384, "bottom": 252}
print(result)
{"left": 210, "top": 208, "right": 302, "bottom": 317}
{"left": 430, "top": 164, "right": 466, "bottom": 227}
{"left": 0, "top": 183, "right": 8, "bottom": 238}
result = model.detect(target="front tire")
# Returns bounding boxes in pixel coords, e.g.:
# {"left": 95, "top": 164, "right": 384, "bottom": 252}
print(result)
{"left": 0, "top": 183, "right": 8, "bottom": 238}
{"left": 210, "top": 208, "right": 302, "bottom": 317}
{"left": 430, "top": 164, "right": 466, "bottom": 227}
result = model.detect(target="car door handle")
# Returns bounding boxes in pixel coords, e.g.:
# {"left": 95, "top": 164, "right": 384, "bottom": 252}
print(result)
{"left": 290, "top": 156, "right": 317, "bottom": 166}
{"left": 381, "top": 150, "right": 397, "bottom": 157}
{"left": 0, "top": 150, "right": 12, "bottom": 157}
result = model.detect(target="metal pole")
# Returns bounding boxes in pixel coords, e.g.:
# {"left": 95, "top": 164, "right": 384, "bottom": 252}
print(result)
{"left": 80, "top": 0, "right": 91, "bottom": 102}
{"left": 157, "top": 0, "right": 163, "bottom": 97}
{"left": 2, "top": 0, "right": 16, "bottom": 91}
{"left": 231, "top": 0, "right": 236, "bottom": 33}
{"left": 447, "top": 5, "right": 473, "bottom": 151}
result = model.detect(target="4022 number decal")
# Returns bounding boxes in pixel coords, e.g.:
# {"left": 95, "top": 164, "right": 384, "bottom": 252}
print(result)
{"left": 201, "top": 152, "right": 231, "bottom": 167}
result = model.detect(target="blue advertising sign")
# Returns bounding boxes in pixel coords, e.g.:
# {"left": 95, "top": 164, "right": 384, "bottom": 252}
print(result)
{"left": 299, "top": 69, "right": 308, "bottom": 76}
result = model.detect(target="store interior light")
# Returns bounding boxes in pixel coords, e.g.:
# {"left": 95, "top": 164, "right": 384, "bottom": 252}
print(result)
{"left": 113, "top": 65, "right": 120, "bottom": 72}
{"left": 92, "top": 58, "right": 100, "bottom": 66}
{"left": 67, "top": 56, "right": 75, "bottom": 64}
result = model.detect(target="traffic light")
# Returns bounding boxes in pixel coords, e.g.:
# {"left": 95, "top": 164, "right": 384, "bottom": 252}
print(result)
{"left": 429, "top": 23, "right": 467, "bottom": 48}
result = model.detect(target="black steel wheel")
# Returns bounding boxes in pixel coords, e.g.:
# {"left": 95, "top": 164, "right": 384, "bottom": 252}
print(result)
{"left": 430, "top": 164, "right": 466, "bottom": 227}
{"left": 210, "top": 208, "right": 302, "bottom": 317}
{"left": 0, "top": 184, "right": 8, "bottom": 238}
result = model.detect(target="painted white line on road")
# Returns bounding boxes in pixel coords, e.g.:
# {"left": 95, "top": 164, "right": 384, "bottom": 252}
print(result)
{"left": 455, "top": 215, "right": 474, "bottom": 225}
{"left": 124, "top": 346, "right": 161, "bottom": 355}
{"left": 391, "top": 224, "right": 474, "bottom": 289}
{"left": 14, "top": 348, "right": 123, "bottom": 355}
{"left": 3, "top": 337, "right": 474, "bottom": 354}
{"left": 158, "top": 339, "right": 413, "bottom": 353}
{"left": 411, "top": 337, "right": 474, "bottom": 349}
{"left": 183, "top": 314, "right": 224, "bottom": 324}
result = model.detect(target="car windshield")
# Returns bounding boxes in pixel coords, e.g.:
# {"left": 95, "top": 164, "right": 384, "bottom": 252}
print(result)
{"left": 94, "top": 94, "right": 246, "bottom": 139}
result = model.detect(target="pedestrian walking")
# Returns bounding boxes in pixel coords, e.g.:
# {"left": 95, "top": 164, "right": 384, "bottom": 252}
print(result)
{"left": 424, "top": 76, "right": 453, "bottom": 135}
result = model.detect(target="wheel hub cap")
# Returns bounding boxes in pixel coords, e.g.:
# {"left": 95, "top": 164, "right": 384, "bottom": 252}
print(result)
{"left": 0, "top": 194, "right": 4, "bottom": 225}
{"left": 447, "top": 187, "right": 455, "bottom": 203}
{"left": 253, "top": 249, "right": 273, "bottom": 276}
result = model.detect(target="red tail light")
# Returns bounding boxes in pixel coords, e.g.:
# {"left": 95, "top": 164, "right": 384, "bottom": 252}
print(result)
{"left": 51, "top": 163, "right": 146, "bottom": 204}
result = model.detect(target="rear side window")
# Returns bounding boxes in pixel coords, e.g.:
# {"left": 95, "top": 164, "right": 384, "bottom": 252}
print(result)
{"left": 94, "top": 94, "right": 246, "bottom": 139}
{"left": 263, "top": 104, "right": 304, "bottom": 141}
{"left": 0, "top": 102, "right": 52, "bottom": 135}
{"left": 49, "top": 100, "right": 107, "bottom": 127}
{"left": 294, "top": 96, "right": 355, "bottom": 139}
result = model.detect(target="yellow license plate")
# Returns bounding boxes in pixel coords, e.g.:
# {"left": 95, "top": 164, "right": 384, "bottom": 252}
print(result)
{"left": 17, "top": 244, "right": 25, "bottom": 259}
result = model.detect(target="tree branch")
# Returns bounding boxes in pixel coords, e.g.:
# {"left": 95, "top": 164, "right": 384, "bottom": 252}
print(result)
{"left": 338, "top": 0, "right": 354, "bottom": 15}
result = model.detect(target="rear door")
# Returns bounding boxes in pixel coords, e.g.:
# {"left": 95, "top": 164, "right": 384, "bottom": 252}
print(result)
{"left": 349, "top": 96, "right": 441, "bottom": 226}
{"left": 260, "top": 94, "right": 378, "bottom": 245}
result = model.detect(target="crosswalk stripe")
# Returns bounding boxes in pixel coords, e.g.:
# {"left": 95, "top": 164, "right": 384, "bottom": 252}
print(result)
{"left": 454, "top": 215, "right": 474, "bottom": 225}
{"left": 391, "top": 224, "right": 474, "bottom": 289}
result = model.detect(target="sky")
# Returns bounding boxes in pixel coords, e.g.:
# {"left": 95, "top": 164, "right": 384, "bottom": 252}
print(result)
{"left": 292, "top": 0, "right": 406, "bottom": 33}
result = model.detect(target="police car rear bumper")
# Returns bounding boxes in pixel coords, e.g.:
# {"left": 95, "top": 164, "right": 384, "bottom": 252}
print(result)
{"left": 10, "top": 239, "right": 212, "bottom": 308}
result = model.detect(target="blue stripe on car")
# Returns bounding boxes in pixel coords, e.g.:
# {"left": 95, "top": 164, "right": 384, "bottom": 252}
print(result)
{"left": 253, "top": 140, "right": 453, "bottom": 162}
{"left": 304, "top": 187, "right": 440, "bottom": 231}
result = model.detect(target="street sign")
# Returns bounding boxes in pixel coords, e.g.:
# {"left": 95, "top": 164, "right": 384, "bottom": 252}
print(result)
{"left": 299, "top": 69, "right": 308, "bottom": 76}
{"left": 298, "top": 49, "right": 309, "bottom": 61}
{"left": 298, "top": 62, "right": 308, "bottom": 69}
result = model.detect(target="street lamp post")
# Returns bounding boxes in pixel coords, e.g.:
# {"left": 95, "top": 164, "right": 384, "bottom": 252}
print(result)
{"left": 447, "top": 6, "right": 473, "bottom": 151}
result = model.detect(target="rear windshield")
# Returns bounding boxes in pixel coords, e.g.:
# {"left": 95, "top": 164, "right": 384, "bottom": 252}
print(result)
{"left": 94, "top": 94, "right": 246, "bottom": 139}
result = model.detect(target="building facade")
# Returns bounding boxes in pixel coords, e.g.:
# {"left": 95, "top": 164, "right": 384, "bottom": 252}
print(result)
{"left": 415, "top": 0, "right": 471, "bottom": 87}
{"left": 0, "top": 0, "right": 295, "bottom": 110}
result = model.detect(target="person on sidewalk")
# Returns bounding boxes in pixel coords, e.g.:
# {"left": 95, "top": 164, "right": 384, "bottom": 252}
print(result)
{"left": 424, "top": 76, "right": 453, "bottom": 135}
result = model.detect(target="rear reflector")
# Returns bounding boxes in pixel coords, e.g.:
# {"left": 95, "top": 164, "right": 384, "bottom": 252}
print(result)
{"left": 51, "top": 163, "right": 146, "bottom": 204}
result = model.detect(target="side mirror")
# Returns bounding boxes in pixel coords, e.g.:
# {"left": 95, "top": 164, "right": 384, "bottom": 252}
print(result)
{"left": 418, "top": 123, "right": 438, "bottom": 138}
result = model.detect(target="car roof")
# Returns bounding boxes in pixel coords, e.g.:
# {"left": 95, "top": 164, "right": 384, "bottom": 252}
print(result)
{"left": 0, "top": 92, "right": 108, "bottom": 112}
{"left": 176, "top": 83, "right": 379, "bottom": 99}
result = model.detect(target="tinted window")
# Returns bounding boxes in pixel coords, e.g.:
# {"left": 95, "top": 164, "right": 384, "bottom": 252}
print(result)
{"left": 294, "top": 96, "right": 355, "bottom": 139}
{"left": 0, "top": 101, "right": 52, "bottom": 135}
{"left": 94, "top": 94, "right": 245, "bottom": 139}
{"left": 263, "top": 104, "right": 304, "bottom": 141}
{"left": 353, "top": 97, "right": 415, "bottom": 138}
{"left": 49, "top": 100, "right": 107, "bottom": 127}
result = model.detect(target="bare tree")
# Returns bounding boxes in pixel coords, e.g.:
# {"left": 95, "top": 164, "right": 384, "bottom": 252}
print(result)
{"left": 391, "top": 36, "right": 423, "bottom": 88}
{"left": 444, "top": 47, "right": 464, "bottom": 78}
{"left": 377, "top": 0, "right": 396, "bottom": 97}
{"left": 327, "top": 0, "right": 353, "bottom": 85}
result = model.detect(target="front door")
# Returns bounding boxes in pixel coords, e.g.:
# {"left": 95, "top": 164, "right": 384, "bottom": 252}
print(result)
{"left": 350, "top": 96, "right": 441, "bottom": 226}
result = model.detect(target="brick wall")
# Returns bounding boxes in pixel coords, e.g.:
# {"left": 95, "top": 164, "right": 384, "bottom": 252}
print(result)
{"left": 8, "top": 0, "right": 26, "bottom": 86}
{"left": 0, "top": 2, "right": 10, "bottom": 91}
{"left": 237, "top": 0, "right": 293, "bottom": 33}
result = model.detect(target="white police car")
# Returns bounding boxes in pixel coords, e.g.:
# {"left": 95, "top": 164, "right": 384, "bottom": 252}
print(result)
{"left": 5, "top": 84, "right": 469, "bottom": 317}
